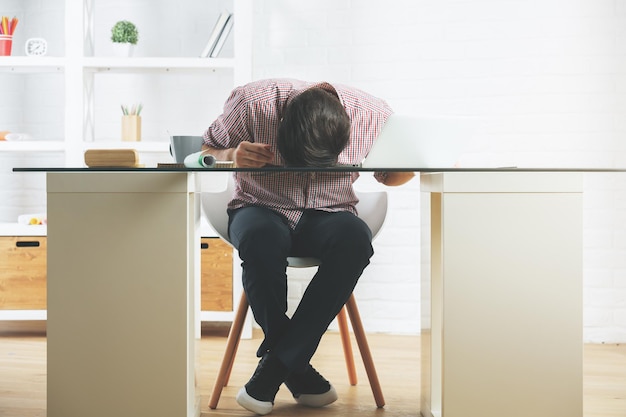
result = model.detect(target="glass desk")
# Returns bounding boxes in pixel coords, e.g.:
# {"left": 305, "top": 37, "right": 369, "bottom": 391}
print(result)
{"left": 12, "top": 167, "right": 625, "bottom": 417}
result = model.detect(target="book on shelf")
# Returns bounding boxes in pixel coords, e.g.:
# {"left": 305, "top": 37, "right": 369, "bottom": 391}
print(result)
{"left": 210, "top": 14, "right": 234, "bottom": 58}
{"left": 200, "top": 11, "right": 234, "bottom": 58}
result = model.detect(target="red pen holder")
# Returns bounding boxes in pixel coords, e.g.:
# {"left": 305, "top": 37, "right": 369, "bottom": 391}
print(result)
{"left": 0, "top": 35, "right": 12, "bottom": 56}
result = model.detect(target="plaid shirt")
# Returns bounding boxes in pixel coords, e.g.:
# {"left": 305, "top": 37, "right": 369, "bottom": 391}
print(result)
{"left": 203, "top": 78, "right": 393, "bottom": 229}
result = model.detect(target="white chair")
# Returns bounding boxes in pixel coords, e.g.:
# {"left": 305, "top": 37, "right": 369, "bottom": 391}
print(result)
{"left": 202, "top": 176, "right": 388, "bottom": 410}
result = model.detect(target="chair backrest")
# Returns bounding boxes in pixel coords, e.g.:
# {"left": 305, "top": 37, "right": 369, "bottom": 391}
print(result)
{"left": 201, "top": 175, "right": 388, "bottom": 268}
{"left": 201, "top": 176, "right": 235, "bottom": 243}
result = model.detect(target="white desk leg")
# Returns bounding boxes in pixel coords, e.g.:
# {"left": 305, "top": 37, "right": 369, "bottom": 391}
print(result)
{"left": 47, "top": 172, "right": 200, "bottom": 417}
{"left": 421, "top": 172, "right": 583, "bottom": 417}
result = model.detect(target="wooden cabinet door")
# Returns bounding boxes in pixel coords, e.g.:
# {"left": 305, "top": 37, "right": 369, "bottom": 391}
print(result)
{"left": 201, "top": 238, "right": 233, "bottom": 312}
{"left": 0, "top": 236, "right": 47, "bottom": 310}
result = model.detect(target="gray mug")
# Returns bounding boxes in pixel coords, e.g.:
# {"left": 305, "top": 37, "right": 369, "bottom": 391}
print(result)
{"left": 169, "top": 135, "right": 205, "bottom": 163}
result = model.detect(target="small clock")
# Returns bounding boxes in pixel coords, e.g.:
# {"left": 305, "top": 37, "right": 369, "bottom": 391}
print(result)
{"left": 25, "top": 38, "right": 48, "bottom": 57}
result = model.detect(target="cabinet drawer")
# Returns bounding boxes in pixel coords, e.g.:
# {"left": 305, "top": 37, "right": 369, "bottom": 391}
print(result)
{"left": 201, "top": 238, "right": 233, "bottom": 312}
{"left": 0, "top": 236, "right": 47, "bottom": 310}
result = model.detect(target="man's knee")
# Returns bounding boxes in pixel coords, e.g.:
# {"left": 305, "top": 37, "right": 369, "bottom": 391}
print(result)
{"left": 229, "top": 207, "right": 291, "bottom": 261}
{"left": 325, "top": 215, "right": 373, "bottom": 261}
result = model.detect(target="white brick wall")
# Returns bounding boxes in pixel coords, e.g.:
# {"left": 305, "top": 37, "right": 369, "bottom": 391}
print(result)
{"left": 252, "top": 0, "right": 626, "bottom": 342}
{"left": 1, "top": 0, "right": 625, "bottom": 342}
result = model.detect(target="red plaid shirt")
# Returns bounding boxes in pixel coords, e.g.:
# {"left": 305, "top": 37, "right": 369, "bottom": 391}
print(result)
{"left": 203, "top": 78, "right": 393, "bottom": 229}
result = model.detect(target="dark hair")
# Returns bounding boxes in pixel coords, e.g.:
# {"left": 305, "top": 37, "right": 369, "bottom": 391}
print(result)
{"left": 277, "top": 88, "right": 351, "bottom": 167}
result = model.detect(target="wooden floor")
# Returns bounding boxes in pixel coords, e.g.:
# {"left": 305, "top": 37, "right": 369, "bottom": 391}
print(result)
{"left": 0, "top": 323, "right": 625, "bottom": 417}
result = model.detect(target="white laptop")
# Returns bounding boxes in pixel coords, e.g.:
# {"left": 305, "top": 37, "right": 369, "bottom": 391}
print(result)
{"left": 361, "top": 114, "right": 475, "bottom": 168}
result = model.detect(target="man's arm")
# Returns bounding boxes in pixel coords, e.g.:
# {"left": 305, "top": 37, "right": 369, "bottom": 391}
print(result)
{"left": 202, "top": 83, "right": 275, "bottom": 168}
{"left": 201, "top": 144, "right": 235, "bottom": 163}
{"left": 381, "top": 171, "right": 415, "bottom": 186}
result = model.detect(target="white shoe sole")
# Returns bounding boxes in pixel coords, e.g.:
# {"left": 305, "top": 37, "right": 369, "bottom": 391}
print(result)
{"left": 293, "top": 385, "right": 338, "bottom": 407}
{"left": 236, "top": 387, "right": 274, "bottom": 415}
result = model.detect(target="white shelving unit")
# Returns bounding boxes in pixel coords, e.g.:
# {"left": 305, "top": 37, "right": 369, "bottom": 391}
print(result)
{"left": 0, "top": 0, "right": 251, "bottom": 162}
{"left": 0, "top": 0, "right": 252, "bottom": 325}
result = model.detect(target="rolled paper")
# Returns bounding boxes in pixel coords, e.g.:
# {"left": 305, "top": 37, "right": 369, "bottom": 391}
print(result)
{"left": 184, "top": 150, "right": 217, "bottom": 168}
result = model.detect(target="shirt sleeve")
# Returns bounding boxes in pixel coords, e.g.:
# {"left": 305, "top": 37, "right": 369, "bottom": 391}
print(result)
{"left": 373, "top": 171, "right": 388, "bottom": 183}
{"left": 203, "top": 86, "right": 252, "bottom": 149}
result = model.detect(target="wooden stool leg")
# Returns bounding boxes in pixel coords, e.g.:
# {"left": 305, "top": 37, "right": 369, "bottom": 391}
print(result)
{"left": 208, "top": 292, "right": 249, "bottom": 410}
{"left": 337, "top": 306, "right": 358, "bottom": 385}
{"left": 345, "top": 294, "right": 385, "bottom": 408}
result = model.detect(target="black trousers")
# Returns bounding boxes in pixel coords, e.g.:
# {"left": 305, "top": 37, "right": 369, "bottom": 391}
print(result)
{"left": 228, "top": 206, "right": 374, "bottom": 373}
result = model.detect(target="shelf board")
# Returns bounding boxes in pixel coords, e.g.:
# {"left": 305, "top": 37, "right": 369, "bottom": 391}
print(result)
{"left": 82, "top": 57, "right": 236, "bottom": 73}
{"left": 0, "top": 141, "right": 65, "bottom": 151}
{"left": 0, "top": 141, "right": 170, "bottom": 153}
{"left": 0, "top": 57, "right": 65, "bottom": 72}
{"left": 0, "top": 56, "right": 235, "bottom": 73}
{"left": 0, "top": 223, "right": 46, "bottom": 236}
{"left": 0, "top": 310, "right": 47, "bottom": 320}
{"left": 81, "top": 141, "right": 169, "bottom": 153}
{"left": 0, "top": 57, "right": 235, "bottom": 73}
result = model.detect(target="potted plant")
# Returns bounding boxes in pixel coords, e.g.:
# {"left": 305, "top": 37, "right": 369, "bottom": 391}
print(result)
{"left": 111, "top": 20, "right": 138, "bottom": 57}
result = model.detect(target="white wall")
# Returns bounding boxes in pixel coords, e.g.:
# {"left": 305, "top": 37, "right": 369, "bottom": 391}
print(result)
{"left": 1, "top": 0, "right": 625, "bottom": 342}
{"left": 251, "top": 0, "right": 626, "bottom": 342}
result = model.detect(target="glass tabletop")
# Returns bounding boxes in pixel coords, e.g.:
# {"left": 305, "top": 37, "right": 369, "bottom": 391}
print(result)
{"left": 12, "top": 166, "right": 626, "bottom": 173}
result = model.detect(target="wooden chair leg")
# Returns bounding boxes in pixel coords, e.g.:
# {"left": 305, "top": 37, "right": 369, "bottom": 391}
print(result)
{"left": 208, "top": 292, "right": 249, "bottom": 410}
{"left": 223, "top": 334, "right": 241, "bottom": 387}
{"left": 223, "top": 293, "right": 250, "bottom": 386}
{"left": 345, "top": 294, "right": 386, "bottom": 408}
{"left": 337, "top": 306, "right": 358, "bottom": 385}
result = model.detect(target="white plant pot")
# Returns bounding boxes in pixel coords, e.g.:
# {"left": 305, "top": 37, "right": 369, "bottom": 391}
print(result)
{"left": 112, "top": 42, "right": 135, "bottom": 57}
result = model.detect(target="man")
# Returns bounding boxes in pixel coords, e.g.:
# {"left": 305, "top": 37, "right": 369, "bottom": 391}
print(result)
{"left": 203, "top": 78, "right": 413, "bottom": 415}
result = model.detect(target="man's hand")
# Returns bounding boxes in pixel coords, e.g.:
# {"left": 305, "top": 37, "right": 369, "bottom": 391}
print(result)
{"left": 234, "top": 142, "right": 274, "bottom": 168}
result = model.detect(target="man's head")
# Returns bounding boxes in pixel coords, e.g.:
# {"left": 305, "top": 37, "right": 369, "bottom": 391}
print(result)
{"left": 277, "top": 87, "right": 351, "bottom": 167}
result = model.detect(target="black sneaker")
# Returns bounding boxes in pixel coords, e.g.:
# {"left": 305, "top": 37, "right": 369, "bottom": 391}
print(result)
{"left": 236, "top": 353, "right": 289, "bottom": 415}
{"left": 284, "top": 364, "right": 338, "bottom": 408}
